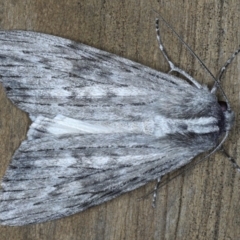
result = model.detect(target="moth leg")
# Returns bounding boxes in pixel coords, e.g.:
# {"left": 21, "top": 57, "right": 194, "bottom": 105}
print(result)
{"left": 220, "top": 147, "right": 240, "bottom": 172}
{"left": 211, "top": 47, "right": 240, "bottom": 94}
{"left": 155, "top": 19, "right": 201, "bottom": 89}
{"left": 152, "top": 176, "right": 161, "bottom": 208}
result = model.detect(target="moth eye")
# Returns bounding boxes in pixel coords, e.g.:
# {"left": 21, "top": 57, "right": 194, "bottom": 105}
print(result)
{"left": 218, "top": 101, "right": 228, "bottom": 111}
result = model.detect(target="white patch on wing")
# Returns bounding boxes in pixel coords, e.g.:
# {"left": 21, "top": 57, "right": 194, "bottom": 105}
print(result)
{"left": 28, "top": 115, "right": 155, "bottom": 137}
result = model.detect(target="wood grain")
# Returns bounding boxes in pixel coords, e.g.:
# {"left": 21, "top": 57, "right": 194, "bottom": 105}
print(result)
{"left": 0, "top": 0, "right": 240, "bottom": 239}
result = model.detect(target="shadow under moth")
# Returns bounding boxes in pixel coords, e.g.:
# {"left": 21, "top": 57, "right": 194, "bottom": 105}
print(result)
{"left": 0, "top": 17, "right": 239, "bottom": 226}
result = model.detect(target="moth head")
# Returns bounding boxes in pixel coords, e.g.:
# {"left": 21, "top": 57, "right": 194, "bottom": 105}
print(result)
{"left": 219, "top": 101, "right": 235, "bottom": 132}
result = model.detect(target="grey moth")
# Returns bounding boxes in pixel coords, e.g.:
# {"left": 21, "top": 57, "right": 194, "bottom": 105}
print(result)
{"left": 0, "top": 18, "right": 238, "bottom": 225}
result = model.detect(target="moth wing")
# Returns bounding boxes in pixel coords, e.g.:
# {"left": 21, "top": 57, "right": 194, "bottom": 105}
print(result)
{"left": 0, "top": 31, "right": 218, "bottom": 225}
{"left": 0, "top": 115, "right": 199, "bottom": 225}
{"left": 0, "top": 30, "right": 202, "bottom": 120}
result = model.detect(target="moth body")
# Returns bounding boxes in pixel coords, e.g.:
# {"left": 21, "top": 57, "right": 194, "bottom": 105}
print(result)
{"left": 0, "top": 30, "right": 234, "bottom": 225}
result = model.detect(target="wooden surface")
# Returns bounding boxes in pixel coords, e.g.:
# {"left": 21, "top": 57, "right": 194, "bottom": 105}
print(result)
{"left": 0, "top": 0, "right": 240, "bottom": 239}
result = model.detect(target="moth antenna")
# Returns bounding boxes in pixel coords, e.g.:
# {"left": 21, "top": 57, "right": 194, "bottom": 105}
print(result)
{"left": 155, "top": 14, "right": 231, "bottom": 108}
{"left": 154, "top": 15, "right": 215, "bottom": 79}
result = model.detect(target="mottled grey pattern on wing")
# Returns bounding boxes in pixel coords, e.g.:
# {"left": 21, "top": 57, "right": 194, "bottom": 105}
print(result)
{"left": 0, "top": 31, "right": 225, "bottom": 225}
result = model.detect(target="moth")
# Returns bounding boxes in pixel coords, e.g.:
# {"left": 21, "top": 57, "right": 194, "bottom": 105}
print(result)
{"left": 0, "top": 17, "right": 238, "bottom": 226}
